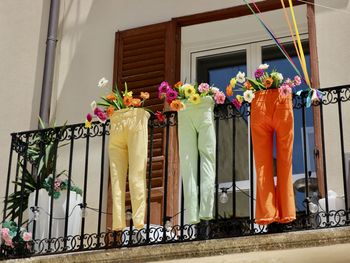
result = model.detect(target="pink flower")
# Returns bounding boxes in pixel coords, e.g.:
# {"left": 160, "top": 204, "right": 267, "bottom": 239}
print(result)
{"left": 22, "top": 232, "right": 32, "bottom": 242}
{"left": 231, "top": 98, "right": 242, "bottom": 109}
{"left": 166, "top": 89, "right": 178, "bottom": 103}
{"left": 1, "top": 227, "right": 10, "bottom": 236}
{"left": 94, "top": 107, "right": 107, "bottom": 123}
{"left": 54, "top": 178, "right": 61, "bottom": 191}
{"left": 86, "top": 113, "right": 92, "bottom": 122}
{"left": 280, "top": 84, "right": 292, "bottom": 96}
{"left": 294, "top": 75, "right": 302, "bottom": 86}
{"left": 284, "top": 78, "right": 295, "bottom": 87}
{"left": 198, "top": 83, "right": 210, "bottom": 93}
{"left": 96, "top": 111, "right": 107, "bottom": 123}
{"left": 1, "top": 228, "right": 13, "bottom": 247}
{"left": 214, "top": 91, "right": 226, "bottom": 104}
{"left": 254, "top": 68, "right": 264, "bottom": 78}
{"left": 158, "top": 81, "right": 170, "bottom": 95}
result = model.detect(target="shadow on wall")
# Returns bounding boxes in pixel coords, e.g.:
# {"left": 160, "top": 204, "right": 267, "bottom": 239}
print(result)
{"left": 30, "top": 0, "right": 50, "bottom": 129}
{"left": 54, "top": 0, "right": 121, "bottom": 125}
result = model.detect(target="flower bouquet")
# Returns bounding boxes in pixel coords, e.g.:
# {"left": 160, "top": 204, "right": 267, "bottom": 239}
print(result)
{"left": 85, "top": 78, "right": 150, "bottom": 127}
{"left": 1, "top": 221, "right": 33, "bottom": 258}
{"left": 226, "top": 64, "right": 301, "bottom": 109}
{"left": 42, "top": 174, "right": 82, "bottom": 200}
{"left": 158, "top": 81, "right": 226, "bottom": 111}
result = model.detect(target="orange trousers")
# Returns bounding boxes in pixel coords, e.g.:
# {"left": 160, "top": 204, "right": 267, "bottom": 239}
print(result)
{"left": 251, "top": 89, "right": 296, "bottom": 225}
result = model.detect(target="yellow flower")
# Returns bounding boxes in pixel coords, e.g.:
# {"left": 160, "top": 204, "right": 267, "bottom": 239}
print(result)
{"left": 132, "top": 98, "right": 141, "bottom": 107}
{"left": 226, "top": 85, "right": 233, "bottom": 97}
{"left": 140, "top": 92, "right": 150, "bottom": 100}
{"left": 236, "top": 95, "right": 244, "bottom": 104}
{"left": 184, "top": 85, "right": 196, "bottom": 98}
{"left": 189, "top": 94, "right": 201, "bottom": 104}
{"left": 230, "top": 78, "right": 237, "bottom": 87}
{"left": 85, "top": 120, "right": 92, "bottom": 129}
{"left": 124, "top": 90, "right": 133, "bottom": 97}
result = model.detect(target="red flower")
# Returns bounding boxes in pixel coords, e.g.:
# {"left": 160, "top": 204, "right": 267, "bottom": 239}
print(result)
{"left": 155, "top": 111, "right": 166, "bottom": 123}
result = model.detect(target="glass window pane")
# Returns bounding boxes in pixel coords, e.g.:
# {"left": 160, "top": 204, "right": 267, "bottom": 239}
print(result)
{"left": 196, "top": 50, "right": 249, "bottom": 219}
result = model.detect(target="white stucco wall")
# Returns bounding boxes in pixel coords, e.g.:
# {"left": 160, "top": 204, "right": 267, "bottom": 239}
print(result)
{"left": 315, "top": 0, "right": 350, "bottom": 196}
{"left": 0, "top": 0, "right": 49, "bottom": 220}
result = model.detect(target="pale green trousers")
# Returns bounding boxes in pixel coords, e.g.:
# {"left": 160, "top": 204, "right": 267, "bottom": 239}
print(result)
{"left": 109, "top": 108, "right": 150, "bottom": 230}
{"left": 178, "top": 96, "right": 216, "bottom": 224}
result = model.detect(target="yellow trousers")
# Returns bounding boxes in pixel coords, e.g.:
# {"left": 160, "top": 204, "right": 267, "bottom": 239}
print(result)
{"left": 108, "top": 108, "right": 150, "bottom": 230}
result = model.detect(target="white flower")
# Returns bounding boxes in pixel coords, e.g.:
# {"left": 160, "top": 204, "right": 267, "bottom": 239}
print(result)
{"left": 258, "top": 64, "right": 269, "bottom": 70}
{"left": 98, "top": 77, "right": 108, "bottom": 88}
{"left": 211, "top": 87, "right": 220, "bottom": 94}
{"left": 276, "top": 73, "right": 283, "bottom": 82}
{"left": 236, "top": 71, "right": 246, "bottom": 83}
{"left": 91, "top": 100, "right": 97, "bottom": 111}
{"left": 243, "top": 90, "right": 255, "bottom": 103}
{"left": 271, "top": 72, "right": 283, "bottom": 83}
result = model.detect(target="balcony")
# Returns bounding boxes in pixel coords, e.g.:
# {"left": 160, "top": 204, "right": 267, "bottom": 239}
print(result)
{"left": 1, "top": 85, "right": 350, "bottom": 260}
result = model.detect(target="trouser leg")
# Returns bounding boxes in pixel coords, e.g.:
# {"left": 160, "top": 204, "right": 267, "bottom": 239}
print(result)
{"left": 197, "top": 109, "right": 216, "bottom": 221}
{"left": 179, "top": 109, "right": 199, "bottom": 224}
{"left": 128, "top": 110, "right": 149, "bottom": 229}
{"left": 109, "top": 132, "right": 128, "bottom": 230}
{"left": 251, "top": 104, "right": 277, "bottom": 225}
{"left": 274, "top": 99, "right": 295, "bottom": 223}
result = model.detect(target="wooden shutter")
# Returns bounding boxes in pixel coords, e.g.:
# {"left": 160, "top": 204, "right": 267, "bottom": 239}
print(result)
{"left": 107, "top": 21, "right": 179, "bottom": 228}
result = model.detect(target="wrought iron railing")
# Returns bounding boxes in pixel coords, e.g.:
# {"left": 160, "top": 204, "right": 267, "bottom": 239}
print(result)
{"left": 1, "top": 85, "right": 350, "bottom": 259}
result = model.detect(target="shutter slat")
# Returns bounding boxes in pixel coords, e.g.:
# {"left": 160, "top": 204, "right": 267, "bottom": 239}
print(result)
{"left": 122, "top": 57, "right": 164, "bottom": 71}
{"left": 123, "top": 38, "right": 165, "bottom": 51}
{"left": 121, "top": 71, "right": 164, "bottom": 83}
{"left": 123, "top": 31, "right": 165, "bottom": 45}
{"left": 123, "top": 51, "right": 165, "bottom": 64}
{"left": 123, "top": 64, "right": 164, "bottom": 78}
{"left": 124, "top": 45, "right": 165, "bottom": 58}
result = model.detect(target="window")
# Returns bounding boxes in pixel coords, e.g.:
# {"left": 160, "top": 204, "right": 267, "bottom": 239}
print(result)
{"left": 193, "top": 37, "right": 313, "bottom": 217}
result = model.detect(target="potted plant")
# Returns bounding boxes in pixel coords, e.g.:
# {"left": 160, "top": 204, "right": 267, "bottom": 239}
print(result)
{"left": 4, "top": 120, "right": 82, "bottom": 239}
{"left": 0, "top": 220, "right": 33, "bottom": 258}
{"left": 85, "top": 78, "right": 151, "bottom": 231}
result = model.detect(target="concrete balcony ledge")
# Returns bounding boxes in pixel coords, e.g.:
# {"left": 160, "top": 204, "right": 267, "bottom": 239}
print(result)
{"left": 6, "top": 226, "right": 350, "bottom": 263}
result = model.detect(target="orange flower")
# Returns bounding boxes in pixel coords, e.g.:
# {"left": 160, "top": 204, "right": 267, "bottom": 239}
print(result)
{"left": 140, "top": 92, "right": 150, "bottom": 100}
{"left": 123, "top": 96, "right": 133, "bottom": 107}
{"left": 226, "top": 85, "right": 233, "bottom": 97}
{"left": 244, "top": 81, "right": 252, "bottom": 90}
{"left": 170, "top": 100, "right": 184, "bottom": 111}
{"left": 106, "top": 93, "right": 116, "bottom": 101}
{"left": 107, "top": 106, "right": 115, "bottom": 117}
{"left": 132, "top": 98, "right": 141, "bottom": 107}
{"left": 174, "top": 81, "right": 183, "bottom": 89}
{"left": 263, "top": 77, "right": 273, "bottom": 88}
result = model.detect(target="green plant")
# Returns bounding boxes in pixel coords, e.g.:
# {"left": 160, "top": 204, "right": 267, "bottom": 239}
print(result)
{"left": 4, "top": 120, "right": 81, "bottom": 221}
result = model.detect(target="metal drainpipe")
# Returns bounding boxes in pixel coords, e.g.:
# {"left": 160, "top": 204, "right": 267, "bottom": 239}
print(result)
{"left": 39, "top": 0, "right": 60, "bottom": 127}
